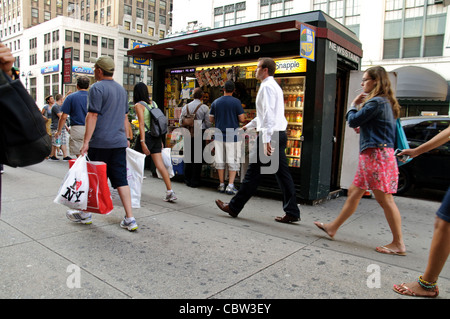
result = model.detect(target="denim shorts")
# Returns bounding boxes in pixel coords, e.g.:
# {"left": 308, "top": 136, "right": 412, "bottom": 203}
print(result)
{"left": 436, "top": 187, "right": 450, "bottom": 223}
{"left": 88, "top": 147, "right": 128, "bottom": 188}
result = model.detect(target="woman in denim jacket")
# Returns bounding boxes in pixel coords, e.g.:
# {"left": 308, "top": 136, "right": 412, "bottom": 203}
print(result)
{"left": 314, "top": 66, "right": 406, "bottom": 256}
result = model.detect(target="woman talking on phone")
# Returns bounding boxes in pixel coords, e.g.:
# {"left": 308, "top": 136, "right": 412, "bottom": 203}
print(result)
{"left": 314, "top": 66, "right": 406, "bottom": 256}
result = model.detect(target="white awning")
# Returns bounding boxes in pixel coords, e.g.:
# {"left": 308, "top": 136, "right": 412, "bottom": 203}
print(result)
{"left": 393, "top": 66, "right": 449, "bottom": 101}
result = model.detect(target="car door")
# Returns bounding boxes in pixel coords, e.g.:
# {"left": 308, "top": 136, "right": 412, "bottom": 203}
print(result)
{"left": 404, "top": 118, "right": 450, "bottom": 189}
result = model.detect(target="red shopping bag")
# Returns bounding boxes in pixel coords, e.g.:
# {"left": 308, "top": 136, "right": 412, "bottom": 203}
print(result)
{"left": 69, "top": 159, "right": 113, "bottom": 214}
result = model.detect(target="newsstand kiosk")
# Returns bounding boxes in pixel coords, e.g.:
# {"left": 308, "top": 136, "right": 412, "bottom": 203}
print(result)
{"left": 129, "top": 11, "right": 363, "bottom": 204}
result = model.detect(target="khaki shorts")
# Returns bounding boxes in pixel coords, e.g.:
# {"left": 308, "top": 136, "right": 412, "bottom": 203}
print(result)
{"left": 69, "top": 125, "right": 85, "bottom": 156}
{"left": 214, "top": 140, "right": 242, "bottom": 171}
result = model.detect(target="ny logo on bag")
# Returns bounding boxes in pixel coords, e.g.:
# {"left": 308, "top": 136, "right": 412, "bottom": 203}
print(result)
{"left": 61, "top": 178, "right": 85, "bottom": 203}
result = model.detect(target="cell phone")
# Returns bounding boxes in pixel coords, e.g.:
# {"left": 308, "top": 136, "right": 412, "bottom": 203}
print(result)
{"left": 394, "top": 148, "right": 410, "bottom": 162}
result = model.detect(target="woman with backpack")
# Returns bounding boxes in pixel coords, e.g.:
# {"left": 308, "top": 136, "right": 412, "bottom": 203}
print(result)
{"left": 133, "top": 82, "right": 177, "bottom": 202}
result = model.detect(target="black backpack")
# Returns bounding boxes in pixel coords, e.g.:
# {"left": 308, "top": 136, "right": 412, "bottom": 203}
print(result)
{"left": 0, "top": 70, "right": 51, "bottom": 167}
{"left": 140, "top": 101, "right": 168, "bottom": 137}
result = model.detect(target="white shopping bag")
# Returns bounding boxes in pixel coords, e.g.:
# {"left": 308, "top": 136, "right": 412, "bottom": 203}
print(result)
{"left": 112, "top": 148, "right": 146, "bottom": 208}
{"left": 54, "top": 155, "right": 89, "bottom": 210}
{"left": 126, "top": 148, "right": 146, "bottom": 208}
{"left": 156, "top": 147, "right": 174, "bottom": 179}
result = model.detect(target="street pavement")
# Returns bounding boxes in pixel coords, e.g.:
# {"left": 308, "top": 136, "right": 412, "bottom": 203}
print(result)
{"left": 0, "top": 159, "right": 448, "bottom": 303}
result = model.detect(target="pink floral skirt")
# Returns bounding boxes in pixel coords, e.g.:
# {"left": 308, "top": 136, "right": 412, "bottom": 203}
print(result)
{"left": 353, "top": 148, "right": 398, "bottom": 194}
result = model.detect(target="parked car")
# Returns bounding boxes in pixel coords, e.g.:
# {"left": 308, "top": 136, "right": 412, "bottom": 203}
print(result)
{"left": 396, "top": 116, "right": 450, "bottom": 194}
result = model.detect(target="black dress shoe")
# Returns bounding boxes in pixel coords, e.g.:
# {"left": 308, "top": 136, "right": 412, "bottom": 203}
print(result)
{"left": 215, "top": 199, "right": 238, "bottom": 218}
{"left": 275, "top": 214, "right": 300, "bottom": 223}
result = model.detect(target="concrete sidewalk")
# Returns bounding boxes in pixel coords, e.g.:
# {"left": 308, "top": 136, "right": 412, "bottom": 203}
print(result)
{"left": 0, "top": 159, "right": 448, "bottom": 300}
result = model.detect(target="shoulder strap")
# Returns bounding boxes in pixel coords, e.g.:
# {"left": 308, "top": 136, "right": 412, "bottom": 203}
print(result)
{"left": 193, "top": 104, "right": 202, "bottom": 114}
{"left": 138, "top": 101, "right": 152, "bottom": 131}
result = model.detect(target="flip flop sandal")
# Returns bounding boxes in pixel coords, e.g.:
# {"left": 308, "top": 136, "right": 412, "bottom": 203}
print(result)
{"left": 393, "top": 283, "right": 439, "bottom": 298}
{"left": 314, "top": 222, "right": 334, "bottom": 240}
{"left": 375, "top": 246, "right": 407, "bottom": 256}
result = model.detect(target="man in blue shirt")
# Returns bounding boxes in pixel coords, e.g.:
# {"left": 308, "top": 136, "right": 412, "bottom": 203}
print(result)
{"left": 57, "top": 76, "right": 90, "bottom": 158}
{"left": 209, "top": 80, "right": 245, "bottom": 194}
{"left": 67, "top": 56, "right": 137, "bottom": 231}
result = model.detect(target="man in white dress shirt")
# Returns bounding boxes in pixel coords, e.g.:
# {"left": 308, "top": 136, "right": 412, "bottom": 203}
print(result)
{"left": 215, "top": 57, "right": 301, "bottom": 223}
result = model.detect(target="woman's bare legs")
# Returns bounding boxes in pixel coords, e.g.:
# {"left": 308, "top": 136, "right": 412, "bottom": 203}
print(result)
{"left": 393, "top": 217, "right": 449, "bottom": 297}
{"left": 372, "top": 189, "right": 406, "bottom": 254}
{"left": 151, "top": 153, "right": 172, "bottom": 191}
{"left": 314, "top": 183, "right": 365, "bottom": 238}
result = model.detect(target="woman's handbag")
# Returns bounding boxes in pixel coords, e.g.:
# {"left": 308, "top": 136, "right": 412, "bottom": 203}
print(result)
{"left": 0, "top": 69, "right": 51, "bottom": 167}
{"left": 395, "top": 118, "right": 412, "bottom": 167}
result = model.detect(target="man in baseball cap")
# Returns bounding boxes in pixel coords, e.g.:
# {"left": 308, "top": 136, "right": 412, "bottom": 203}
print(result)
{"left": 91, "top": 56, "right": 115, "bottom": 74}
{"left": 69, "top": 54, "right": 138, "bottom": 231}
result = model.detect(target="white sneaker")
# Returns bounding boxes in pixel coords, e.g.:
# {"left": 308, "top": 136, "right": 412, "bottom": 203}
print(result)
{"left": 120, "top": 217, "right": 138, "bottom": 231}
{"left": 225, "top": 184, "right": 238, "bottom": 195}
{"left": 164, "top": 190, "right": 177, "bottom": 202}
{"left": 217, "top": 184, "right": 225, "bottom": 193}
{"left": 66, "top": 210, "right": 92, "bottom": 224}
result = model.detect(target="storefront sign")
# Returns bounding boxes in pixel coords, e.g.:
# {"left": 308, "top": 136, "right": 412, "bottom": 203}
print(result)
{"left": 187, "top": 45, "right": 261, "bottom": 62}
{"left": 41, "top": 65, "right": 59, "bottom": 74}
{"left": 300, "top": 25, "right": 315, "bottom": 62}
{"left": 63, "top": 47, "right": 73, "bottom": 84}
{"left": 132, "top": 42, "right": 151, "bottom": 66}
{"left": 275, "top": 58, "right": 306, "bottom": 74}
{"left": 171, "top": 68, "right": 196, "bottom": 74}
{"left": 72, "top": 66, "right": 94, "bottom": 75}
{"left": 328, "top": 41, "right": 360, "bottom": 64}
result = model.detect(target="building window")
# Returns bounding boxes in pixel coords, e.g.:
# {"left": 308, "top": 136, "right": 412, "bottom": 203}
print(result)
{"left": 92, "top": 35, "right": 98, "bottom": 47}
{"left": 148, "top": 0, "right": 155, "bottom": 12}
{"left": 44, "top": 33, "right": 51, "bottom": 45}
{"left": 148, "top": 27, "right": 154, "bottom": 36}
{"left": 30, "top": 53, "right": 37, "bottom": 65}
{"left": 52, "top": 30, "right": 59, "bottom": 42}
{"left": 65, "top": 30, "right": 72, "bottom": 42}
{"left": 137, "top": 8, "right": 144, "bottom": 19}
{"left": 84, "top": 34, "right": 90, "bottom": 45}
{"left": 312, "top": 0, "right": 360, "bottom": 35}
{"left": 31, "top": 8, "right": 39, "bottom": 18}
{"left": 52, "top": 48, "right": 59, "bottom": 60}
{"left": 74, "top": 31, "right": 80, "bottom": 43}
{"left": 124, "top": 21, "right": 131, "bottom": 30}
{"left": 30, "top": 38, "right": 37, "bottom": 49}
{"left": 215, "top": 2, "right": 246, "bottom": 27}
{"left": 52, "top": 74, "right": 59, "bottom": 95}
{"left": 84, "top": 51, "right": 91, "bottom": 62}
{"left": 44, "top": 75, "right": 51, "bottom": 98}
{"left": 383, "top": 0, "right": 447, "bottom": 59}
{"left": 73, "top": 49, "right": 80, "bottom": 61}
{"left": 124, "top": 5, "right": 132, "bottom": 15}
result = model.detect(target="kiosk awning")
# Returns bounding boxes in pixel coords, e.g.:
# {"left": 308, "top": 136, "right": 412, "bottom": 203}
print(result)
{"left": 394, "top": 66, "right": 449, "bottom": 101}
